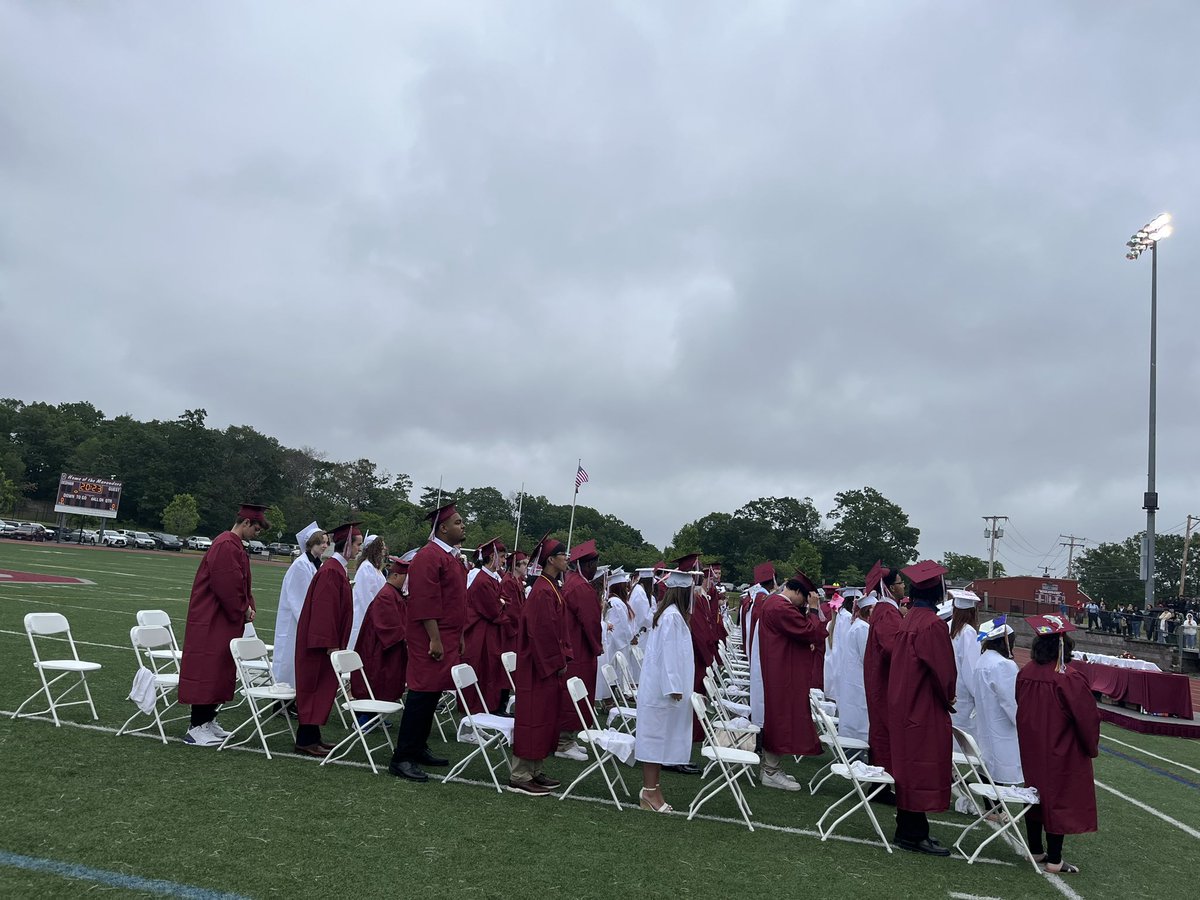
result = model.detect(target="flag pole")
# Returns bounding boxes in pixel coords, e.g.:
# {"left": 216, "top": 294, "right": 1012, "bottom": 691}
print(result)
{"left": 512, "top": 482, "right": 525, "bottom": 563}
{"left": 566, "top": 459, "right": 580, "bottom": 550}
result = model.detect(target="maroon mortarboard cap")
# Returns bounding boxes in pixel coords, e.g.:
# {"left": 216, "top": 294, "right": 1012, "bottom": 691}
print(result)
{"left": 901, "top": 560, "right": 948, "bottom": 589}
{"left": 789, "top": 570, "right": 818, "bottom": 595}
{"left": 238, "top": 503, "right": 269, "bottom": 526}
{"left": 386, "top": 554, "right": 412, "bottom": 573}
{"left": 752, "top": 562, "right": 776, "bottom": 584}
{"left": 536, "top": 531, "right": 568, "bottom": 566}
{"left": 654, "top": 560, "right": 666, "bottom": 571}
{"left": 512, "top": 550, "right": 528, "bottom": 563}
{"left": 424, "top": 502, "right": 459, "bottom": 526}
{"left": 569, "top": 539, "right": 599, "bottom": 563}
{"left": 1026, "top": 614, "right": 1077, "bottom": 635}
{"left": 862, "top": 560, "right": 885, "bottom": 595}
{"left": 674, "top": 553, "right": 701, "bottom": 571}
{"left": 328, "top": 521, "right": 362, "bottom": 544}
{"left": 477, "top": 535, "right": 506, "bottom": 557}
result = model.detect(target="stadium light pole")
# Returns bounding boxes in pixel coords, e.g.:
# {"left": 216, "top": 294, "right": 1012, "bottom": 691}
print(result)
{"left": 1126, "top": 213, "right": 1173, "bottom": 611}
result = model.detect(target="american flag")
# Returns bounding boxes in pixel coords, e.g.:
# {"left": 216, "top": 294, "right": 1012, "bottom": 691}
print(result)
{"left": 575, "top": 465, "right": 589, "bottom": 490}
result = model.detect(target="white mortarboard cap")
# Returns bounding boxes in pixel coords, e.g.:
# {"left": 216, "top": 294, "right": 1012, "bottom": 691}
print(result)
{"left": 635, "top": 567, "right": 655, "bottom": 579}
{"left": 856, "top": 593, "right": 878, "bottom": 610}
{"left": 363, "top": 534, "right": 378, "bottom": 550}
{"left": 608, "top": 568, "right": 630, "bottom": 587}
{"left": 841, "top": 587, "right": 863, "bottom": 600}
{"left": 593, "top": 564, "right": 610, "bottom": 581}
{"left": 978, "top": 616, "right": 1014, "bottom": 642}
{"left": 949, "top": 589, "right": 981, "bottom": 610}
{"left": 936, "top": 599, "right": 954, "bottom": 621}
{"left": 664, "top": 569, "right": 699, "bottom": 589}
{"left": 398, "top": 548, "right": 419, "bottom": 565}
{"left": 295, "top": 521, "right": 321, "bottom": 547}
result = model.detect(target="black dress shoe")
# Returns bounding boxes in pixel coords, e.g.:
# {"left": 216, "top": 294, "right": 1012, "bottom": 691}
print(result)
{"left": 417, "top": 750, "right": 450, "bottom": 767}
{"left": 894, "top": 837, "right": 951, "bottom": 857}
{"left": 532, "top": 773, "right": 561, "bottom": 789}
{"left": 388, "top": 760, "right": 429, "bottom": 782}
{"left": 664, "top": 764, "right": 701, "bottom": 775}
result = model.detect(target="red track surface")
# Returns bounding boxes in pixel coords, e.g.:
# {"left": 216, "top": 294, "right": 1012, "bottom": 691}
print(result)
{"left": 0, "top": 568, "right": 89, "bottom": 584}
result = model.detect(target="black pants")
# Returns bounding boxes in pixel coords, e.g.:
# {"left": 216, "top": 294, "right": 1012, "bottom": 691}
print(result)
{"left": 190, "top": 704, "right": 218, "bottom": 728}
{"left": 1025, "top": 807, "right": 1064, "bottom": 864}
{"left": 295, "top": 724, "right": 322, "bottom": 746}
{"left": 391, "top": 690, "right": 439, "bottom": 764}
{"left": 895, "top": 808, "right": 929, "bottom": 843}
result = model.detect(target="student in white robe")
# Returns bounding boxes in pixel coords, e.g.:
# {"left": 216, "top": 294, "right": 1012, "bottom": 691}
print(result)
{"left": 348, "top": 534, "right": 387, "bottom": 651}
{"left": 836, "top": 593, "right": 875, "bottom": 743}
{"left": 628, "top": 568, "right": 655, "bottom": 680}
{"left": 824, "top": 594, "right": 853, "bottom": 701}
{"left": 635, "top": 570, "right": 698, "bottom": 813}
{"left": 271, "top": 522, "right": 326, "bottom": 687}
{"left": 947, "top": 589, "right": 982, "bottom": 739}
{"left": 597, "top": 570, "right": 636, "bottom": 701}
{"left": 973, "top": 616, "right": 1023, "bottom": 785}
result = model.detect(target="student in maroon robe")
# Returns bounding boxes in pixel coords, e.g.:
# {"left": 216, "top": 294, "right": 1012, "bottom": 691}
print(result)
{"left": 499, "top": 551, "right": 529, "bottom": 654}
{"left": 1017, "top": 614, "right": 1099, "bottom": 875}
{"left": 556, "top": 539, "right": 602, "bottom": 760}
{"left": 510, "top": 536, "right": 571, "bottom": 795}
{"left": 352, "top": 553, "right": 413, "bottom": 703}
{"left": 862, "top": 561, "right": 905, "bottom": 802}
{"left": 293, "top": 521, "right": 362, "bottom": 756}
{"left": 757, "top": 570, "right": 826, "bottom": 790}
{"left": 388, "top": 501, "right": 468, "bottom": 782}
{"left": 179, "top": 503, "right": 267, "bottom": 747}
{"left": 706, "top": 563, "right": 728, "bottom": 646}
{"left": 462, "top": 536, "right": 507, "bottom": 714}
{"left": 888, "top": 560, "right": 956, "bottom": 856}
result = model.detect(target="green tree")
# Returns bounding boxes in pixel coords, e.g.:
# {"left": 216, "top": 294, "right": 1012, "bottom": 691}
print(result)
{"left": 823, "top": 487, "right": 920, "bottom": 575}
{"left": 943, "top": 551, "right": 1004, "bottom": 582}
{"left": 785, "top": 539, "right": 823, "bottom": 585}
{"left": 265, "top": 504, "right": 287, "bottom": 543}
{"left": 836, "top": 563, "right": 865, "bottom": 586}
{"left": 0, "top": 470, "right": 16, "bottom": 516}
{"left": 1075, "top": 538, "right": 1140, "bottom": 605}
{"left": 161, "top": 493, "right": 200, "bottom": 536}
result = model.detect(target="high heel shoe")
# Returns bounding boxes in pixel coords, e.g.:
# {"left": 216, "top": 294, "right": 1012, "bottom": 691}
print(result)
{"left": 639, "top": 786, "right": 673, "bottom": 813}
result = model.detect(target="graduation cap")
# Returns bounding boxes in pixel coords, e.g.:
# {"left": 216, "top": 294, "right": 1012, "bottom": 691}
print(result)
{"left": 569, "top": 539, "right": 599, "bottom": 563}
{"left": 608, "top": 568, "right": 630, "bottom": 587}
{"left": 752, "top": 562, "right": 776, "bottom": 584}
{"left": 949, "top": 589, "right": 982, "bottom": 610}
{"left": 663, "top": 568, "right": 702, "bottom": 589}
{"left": 295, "top": 520, "right": 322, "bottom": 546}
{"left": 477, "top": 536, "right": 506, "bottom": 560}
{"left": 238, "top": 503, "right": 269, "bottom": 526}
{"left": 978, "top": 615, "right": 1013, "bottom": 642}
{"left": 387, "top": 549, "right": 418, "bottom": 574}
{"left": 936, "top": 599, "right": 954, "bottom": 620}
{"left": 862, "top": 560, "right": 885, "bottom": 596}
{"left": 511, "top": 550, "right": 528, "bottom": 563}
{"left": 363, "top": 534, "right": 379, "bottom": 550}
{"left": 901, "top": 560, "right": 948, "bottom": 590}
{"left": 787, "top": 570, "right": 818, "bottom": 595}
{"left": 1026, "top": 614, "right": 1076, "bottom": 636}
{"left": 425, "top": 501, "right": 459, "bottom": 526}
{"left": 855, "top": 593, "right": 878, "bottom": 610}
{"left": 533, "top": 531, "right": 567, "bottom": 567}
{"left": 674, "top": 553, "right": 701, "bottom": 572}
{"left": 635, "top": 567, "right": 655, "bottom": 580}
{"left": 328, "top": 521, "right": 362, "bottom": 544}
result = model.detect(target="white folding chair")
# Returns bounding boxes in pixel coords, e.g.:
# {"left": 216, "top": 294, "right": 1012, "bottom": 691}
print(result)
{"left": 810, "top": 693, "right": 866, "bottom": 796}
{"left": 601, "top": 663, "right": 638, "bottom": 733}
{"left": 433, "top": 690, "right": 459, "bottom": 742}
{"left": 502, "top": 651, "right": 518, "bottom": 715}
{"left": 701, "top": 675, "right": 759, "bottom": 787}
{"left": 322, "top": 651, "right": 403, "bottom": 773}
{"left": 689, "top": 693, "right": 759, "bottom": 831}
{"left": 12, "top": 613, "right": 101, "bottom": 726}
{"left": 218, "top": 638, "right": 297, "bottom": 760}
{"left": 442, "top": 664, "right": 514, "bottom": 793}
{"left": 951, "top": 727, "right": 1041, "bottom": 871}
{"left": 613, "top": 650, "right": 637, "bottom": 695}
{"left": 811, "top": 699, "right": 893, "bottom": 852}
{"left": 135, "top": 610, "right": 183, "bottom": 663}
{"left": 630, "top": 644, "right": 644, "bottom": 667}
{"left": 116, "top": 625, "right": 185, "bottom": 744}
{"left": 560, "top": 676, "right": 632, "bottom": 810}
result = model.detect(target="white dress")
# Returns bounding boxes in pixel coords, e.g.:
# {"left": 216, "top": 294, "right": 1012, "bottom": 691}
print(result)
{"left": 824, "top": 607, "right": 853, "bottom": 701}
{"left": 836, "top": 617, "right": 871, "bottom": 743}
{"left": 271, "top": 553, "right": 318, "bottom": 686}
{"left": 949, "top": 624, "right": 980, "bottom": 737}
{"left": 348, "top": 560, "right": 386, "bottom": 652}
{"left": 597, "top": 598, "right": 635, "bottom": 701}
{"left": 972, "top": 650, "right": 1023, "bottom": 784}
{"left": 628, "top": 583, "right": 652, "bottom": 681}
{"left": 635, "top": 605, "right": 696, "bottom": 765}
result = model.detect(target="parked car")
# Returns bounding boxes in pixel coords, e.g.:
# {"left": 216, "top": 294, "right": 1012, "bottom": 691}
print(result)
{"left": 245, "top": 540, "right": 269, "bottom": 558}
{"left": 266, "top": 542, "right": 294, "bottom": 556}
{"left": 43, "top": 526, "right": 60, "bottom": 541}
{"left": 13, "top": 524, "right": 47, "bottom": 541}
{"left": 100, "top": 532, "right": 128, "bottom": 547}
{"left": 186, "top": 535, "right": 212, "bottom": 551}
{"left": 64, "top": 528, "right": 99, "bottom": 544}
{"left": 151, "top": 532, "right": 184, "bottom": 551}
{"left": 1, "top": 520, "right": 19, "bottom": 535}
{"left": 128, "top": 531, "right": 157, "bottom": 550}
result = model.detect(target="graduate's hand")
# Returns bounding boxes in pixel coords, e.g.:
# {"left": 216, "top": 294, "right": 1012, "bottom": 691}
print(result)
{"left": 606, "top": 623, "right": 615, "bottom": 632}
{"left": 669, "top": 693, "right": 682, "bottom": 701}
{"left": 429, "top": 637, "right": 444, "bottom": 660}
{"left": 245, "top": 606, "right": 256, "bottom": 623}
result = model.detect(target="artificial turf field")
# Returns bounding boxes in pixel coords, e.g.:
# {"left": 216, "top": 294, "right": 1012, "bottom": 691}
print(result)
{"left": 1, "top": 542, "right": 1198, "bottom": 900}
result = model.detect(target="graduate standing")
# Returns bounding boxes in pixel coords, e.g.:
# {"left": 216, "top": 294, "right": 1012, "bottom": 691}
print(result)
{"left": 352, "top": 552, "right": 415, "bottom": 704}
{"left": 179, "top": 503, "right": 267, "bottom": 746}
{"left": 972, "top": 617, "right": 1022, "bottom": 785}
{"left": 272, "top": 522, "right": 325, "bottom": 689}
{"left": 1017, "top": 614, "right": 1099, "bottom": 875}
{"left": 597, "top": 570, "right": 635, "bottom": 702}
{"left": 388, "top": 502, "right": 468, "bottom": 782}
{"left": 348, "top": 534, "right": 388, "bottom": 652}
{"left": 746, "top": 562, "right": 777, "bottom": 728}
{"left": 835, "top": 593, "right": 875, "bottom": 744}
{"left": 463, "top": 537, "right": 507, "bottom": 714}
{"left": 293, "top": 521, "right": 362, "bottom": 756}
{"left": 888, "top": 561, "right": 956, "bottom": 856}
{"left": 510, "top": 537, "right": 571, "bottom": 796}
{"left": 557, "top": 539, "right": 603, "bottom": 761}
{"left": 862, "top": 562, "right": 905, "bottom": 786}
{"left": 947, "top": 590, "right": 982, "bottom": 740}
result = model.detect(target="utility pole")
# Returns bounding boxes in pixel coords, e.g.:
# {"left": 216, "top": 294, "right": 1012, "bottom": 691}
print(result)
{"left": 1179, "top": 514, "right": 1198, "bottom": 598}
{"left": 1059, "top": 534, "right": 1087, "bottom": 580}
{"left": 982, "top": 516, "right": 1007, "bottom": 579}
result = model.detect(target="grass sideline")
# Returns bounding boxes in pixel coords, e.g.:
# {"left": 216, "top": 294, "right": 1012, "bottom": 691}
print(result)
{"left": 0, "top": 542, "right": 1197, "bottom": 899}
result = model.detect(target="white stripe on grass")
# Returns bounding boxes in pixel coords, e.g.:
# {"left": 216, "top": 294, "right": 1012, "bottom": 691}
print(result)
{"left": 1101, "top": 733, "right": 1200, "bottom": 776}
{"left": 0, "top": 627, "right": 132, "bottom": 652}
{"left": 1095, "top": 780, "right": 1200, "bottom": 840}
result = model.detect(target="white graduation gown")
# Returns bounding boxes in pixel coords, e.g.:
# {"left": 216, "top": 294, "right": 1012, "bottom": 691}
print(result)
{"left": 627, "top": 583, "right": 652, "bottom": 680}
{"left": 949, "top": 624, "right": 980, "bottom": 737}
{"left": 271, "top": 553, "right": 318, "bottom": 686}
{"left": 836, "top": 617, "right": 871, "bottom": 743}
{"left": 824, "top": 607, "right": 853, "bottom": 701}
{"left": 972, "top": 649, "right": 1023, "bottom": 784}
{"left": 634, "top": 605, "right": 696, "bottom": 765}
{"left": 348, "top": 560, "right": 386, "bottom": 652}
{"left": 747, "top": 587, "right": 768, "bottom": 725}
{"left": 597, "top": 598, "right": 635, "bottom": 701}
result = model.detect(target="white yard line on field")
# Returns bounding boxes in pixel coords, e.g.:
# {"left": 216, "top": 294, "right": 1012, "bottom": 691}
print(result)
{"left": 948, "top": 893, "right": 1003, "bottom": 900}
{"left": 0, "top": 563, "right": 145, "bottom": 577}
{"left": 1095, "top": 780, "right": 1200, "bottom": 840}
{"left": 1101, "top": 733, "right": 1200, "bottom": 776}
{"left": 0, "top": 627, "right": 130, "bottom": 652}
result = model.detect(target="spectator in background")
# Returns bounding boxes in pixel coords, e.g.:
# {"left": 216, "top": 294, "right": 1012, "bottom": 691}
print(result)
{"left": 1157, "top": 609, "right": 1173, "bottom": 645}
{"left": 1123, "top": 605, "right": 1141, "bottom": 640}
{"left": 1085, "top": 601, "right": 1099, "bottom": 630}
{"left": 1182, "top": 613, "right": 1198, "bottom": 651}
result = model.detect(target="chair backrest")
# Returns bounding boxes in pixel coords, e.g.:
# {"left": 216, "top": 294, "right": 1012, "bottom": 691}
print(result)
{"left": 566, "top": 675, "right": 604, "bottom": 732}
{"left": 951, "top": 725, "right": 994, "bottom": 789}
{"left": 136, "top": 609, "right": 171, "bottom": 628}
{"left": 501, "top": 651, "right": 516, "bottom": 673}
{"left": 690, "top": 693, "right": 718, "bottom": 746}
{"left": 25, "top": 612, "right": 69, "bottom": 636}
{"left": 330, "top": 650, "right": 363, "bottom": 676}
{"left": 811, "top": 698, "right": 855, "bottom": 768}
{"left": 232, "top": 637, "right": 268, "bottom": 662}
{"left": 613, "top": 651, "right": 635, "bottom": 693}
{"left": 630, "top": 644, "right": 644, "bottom": 665}
{"left": 600, "top": 663, "right": 629, "bottom": 706}
{"left": 131, "top": 625, "right": 172, "bottom": 650}
{"left": 452, "top": 662, "right": 478, "bottom": 691}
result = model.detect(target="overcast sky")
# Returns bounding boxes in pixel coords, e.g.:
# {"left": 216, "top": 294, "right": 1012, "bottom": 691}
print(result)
{"left": 3, "top": 2, "right": 1198, "bottom": 572}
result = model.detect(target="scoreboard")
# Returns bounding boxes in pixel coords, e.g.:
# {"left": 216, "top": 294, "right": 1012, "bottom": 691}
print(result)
{"left": 54, "top": 474, "right": 123, "bottom": 519}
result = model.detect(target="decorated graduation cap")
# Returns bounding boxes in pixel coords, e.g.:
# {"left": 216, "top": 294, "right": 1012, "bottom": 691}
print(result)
{"left": 978, "top": 615, "right": 1013, "bottom": 642}
{"left": 608, "top": 568, "right": 630, "bottom": 587}
{"left": 238, "top": 503, "right": 269, "bottom": 526}
{"left": 787, "top": 570, "right": 819, "bottom": 595}
{"left": 295, "top": 520, "right": 322, "bottom": 547}
{"left": 752, "top": 562, "right": 777, "bottom": 584}
{"left": 949, "top": 589, "right": 982, "bottom": 610}
{"left": 1026, "top": 614, "right": 1077, "bottom": 635}
{"left": 862, "top": 560, "right": 886, "bottom": 596}
{"left": 569, "top": 539, "right": 599, "bottom": 563}
{"left": 328, "top": 521, "right": 362, "bottom": 544}
{"left": 901, "top": 559, "right": 948, "bottom": 590}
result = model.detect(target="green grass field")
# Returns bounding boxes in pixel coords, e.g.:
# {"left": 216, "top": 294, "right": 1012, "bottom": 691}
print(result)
{"left": 1, "top": 541, "right": 1198, "bottom": 899}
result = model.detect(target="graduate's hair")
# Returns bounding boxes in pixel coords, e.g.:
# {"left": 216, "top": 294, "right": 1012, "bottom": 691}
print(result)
{"left": 910, "top": 582, "right": 944, "bottom": 603}
{"left": 950, "top": 605, "right": 978, "bottom": 639}
{"left": 653, "top": 586, "right": 691, "bottom": 628}
{"left": 758, "top": 578, "right": 776, "bottom": 591}
{"left": 881, "top": 568, "right": 902, "bottom": 589}
{"left": 334, "top": 536, "right": 356, "bottom": 556}
{"left": 359, "top": 535, "right": 387, "bottom": 570}
{"left": 982, "top": 633, "right": 1013, "bottom": 659}
{"left": 304, "top": 530, "right": 327, "bottom": 552}
{"left": 608, "top": 581, "right": 630, "bottom": 601}
{"left": 1031, "top": 633, "right": 1075, "bottom": 666}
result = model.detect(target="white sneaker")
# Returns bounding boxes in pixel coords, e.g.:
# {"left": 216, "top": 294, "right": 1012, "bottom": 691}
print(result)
{"left": 184, "top": 722, "right": 223, "bottom": 747}
{"left": 208, "top": 720, "right": 230, "bottom": 739}
{"left": 762, "top": 769, "right": 801, "bottom": 791}
{"left": 555, "top": 743, "right": 588, "bottom": 761}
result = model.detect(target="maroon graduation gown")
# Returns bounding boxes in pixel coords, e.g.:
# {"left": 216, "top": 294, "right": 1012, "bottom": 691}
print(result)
{"left": 809, "top": 600, "right": 832, "bottom": 691}
{"left": 514, "top": 575, "right": 569, "bottom": 760}
{"left": 758, "top": 594, "right": 827, "bottom": 755}
{"left": 863, "top": 600, "right": 902, "bottom": 772}
{"left": 293, "top": 557, "right": 352, "bottom": 724}
{"left": 1016, "top": 662, "right": 1100, "bottom": 834}
{"left": 887, "top": 605, "right": 957, "bottom": 812}
{"left": 463, "top": 570, "right": 504, "bottom": 713}
{"left": 405, "top": 541, "right": 468, "bottom": 693}
{"left": 179, "top": 531, "right": 254, "bottom": 704}
{"left": 351, "top": 583, "right": 407, "bottom": 702}
{"left": 559, "top": 571, "right": 602, "bottom": 730}
{"left": 498, "top": 573, "right": 525, "bottom": 654}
